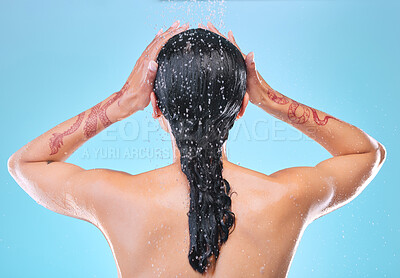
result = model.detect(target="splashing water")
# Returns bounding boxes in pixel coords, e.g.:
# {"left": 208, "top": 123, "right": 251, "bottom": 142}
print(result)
{"left": 156, "top": 0, "right": 226, "bottom": 32}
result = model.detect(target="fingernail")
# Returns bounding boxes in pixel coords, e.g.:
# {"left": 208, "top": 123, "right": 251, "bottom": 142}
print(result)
{"left": 172, "top": 20, "right": 180, "bottom": 28}
{"left": 149, "top": 60, "right": 158, "bottom": 72}
{"left": 156, "top": 28, "right": 163, "bottom": 36}
{"left": 248, "top": 52, "right": 255, "bottom": 63}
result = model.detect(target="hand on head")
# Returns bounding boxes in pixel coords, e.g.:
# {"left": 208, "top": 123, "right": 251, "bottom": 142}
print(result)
{"left": 199, "top": 22, "right": 269, "bottom": 107}
{"left": 119, "top": 20, "right": 267, "bottom": 122}
{"left": 117, "top": 20, "right": 190, "bottom": 117}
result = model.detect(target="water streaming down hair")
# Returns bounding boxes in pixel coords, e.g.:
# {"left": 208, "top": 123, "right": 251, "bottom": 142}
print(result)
{"left": 154, "top": 28, "right": 246, "bottom": 273}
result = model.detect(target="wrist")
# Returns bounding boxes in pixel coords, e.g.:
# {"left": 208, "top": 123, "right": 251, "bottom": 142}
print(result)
{"left": 108, "top": 100, "right": 138, "bottom": 123}
{"left": 252, "top": 85, "right": 271, "bottom": 109}
{"left": 101, "top": 91, "right": 134, "bottom": 124}
{"left": 259, "top": 86, "right": 289, "bottom": 109}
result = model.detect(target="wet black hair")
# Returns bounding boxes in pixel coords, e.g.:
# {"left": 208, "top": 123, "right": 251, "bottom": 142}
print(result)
{"left": 154, "top": 28, "right": 247, "bottom": 274}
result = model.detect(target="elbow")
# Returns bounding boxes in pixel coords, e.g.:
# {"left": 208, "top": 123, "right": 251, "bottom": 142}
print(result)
{"left": 8, "top": 152, "right": 23, "bottom": 179}
{"left": 377, "top": 143, "right": 387, "bottom": 166}
{"left": 8, "top": 153, "right": 33, "bottom": 195}
{"left": 7, "top": 154, "right": 17, "bottom": 177}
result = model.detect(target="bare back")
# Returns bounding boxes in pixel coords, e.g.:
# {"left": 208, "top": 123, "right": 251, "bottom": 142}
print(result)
{"left": 96, "top": 161, "right": 310, "bottom": 278}
{"left": 7, "top": 24, "right": 386, "bottom": 276}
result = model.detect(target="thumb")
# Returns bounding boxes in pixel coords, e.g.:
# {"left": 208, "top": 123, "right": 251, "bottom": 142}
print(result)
{"left": 245, "top": 52, "right": 257, "bottom": 80}
{"left": 146, "top": 60, "right": 158, "bottom": 88}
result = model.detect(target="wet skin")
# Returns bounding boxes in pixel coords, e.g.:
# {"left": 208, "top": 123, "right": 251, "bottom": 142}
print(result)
{"left": 95, "top": 160, "right": 310, "bottom": 277}
{"left": 8, "top": 21, "right": 386, "bottom": 277}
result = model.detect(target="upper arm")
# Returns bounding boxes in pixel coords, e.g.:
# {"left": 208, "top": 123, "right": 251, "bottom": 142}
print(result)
{"left": 8, "top": 159, "right": 129, "bottom": 225}
{"left": 270, "top": 143, "right": 386, "bottom": 220}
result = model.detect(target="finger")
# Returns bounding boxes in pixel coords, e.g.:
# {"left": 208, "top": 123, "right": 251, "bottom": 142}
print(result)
{"left": 155, "top": 24, "right": 187, "bottom": 49}
{"left": 142, "top": 28, "right": 165, "bottom": 56}
{"left": 164, "top": 20, "right": 180, "bottom": 34}
{"left": 144, "top": 24, "right": 186, "bottom": 61}
{"left": 145, "top": 20, "right": 181, "bottom": 54}
{"left": 157, "top": 20, "right": 181, "bottom": 41}
{"left": 148, "top": 23, "right": 189, "bottom": 60}
{"left": 228, "top": 30, "right": 246, "bottom": 59}
{"left": 228, "top": 30, "right": 240, "bottom": 50}
{"left": 198, "top": 22, "right": 207, "bottom": 29}
{"left": 207, "top": 21, "right": 227, "bottom": 39}
{"left": 162, "top": 22, "right": 189, "bottom": 41}
{"left": 151, "top": 28, "right": 164, "bottom": 44}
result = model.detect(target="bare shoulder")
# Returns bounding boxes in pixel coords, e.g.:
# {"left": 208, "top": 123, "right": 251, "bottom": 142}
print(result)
{"left": 269, "top": 166, "right": 336, "bottom": 219}
{"left": 223, "top": 161, "right": 296, "bottom": 188}
{"left": 223, "top": 162, "right": 333, "bottom": 217}
{"left": 90, "top": 164, "right": 186, "bottom": 203}
{"left": 90, "top": 164, "right": 176, "bottom": 185}
{"left": 221, "top": 161, "right": 299, "bottom": 198}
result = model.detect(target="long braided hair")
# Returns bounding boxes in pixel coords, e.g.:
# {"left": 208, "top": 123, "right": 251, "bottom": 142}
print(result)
{"left": 154, "top": 28, "right": 247, "bottom": 273}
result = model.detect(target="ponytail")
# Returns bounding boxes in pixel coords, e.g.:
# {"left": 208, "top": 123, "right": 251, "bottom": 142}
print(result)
{"left": 176, "top": 139, "right": 236, "bottom": 272}
{"left": 153, "top": 28, "right": 247, "bottom": 274}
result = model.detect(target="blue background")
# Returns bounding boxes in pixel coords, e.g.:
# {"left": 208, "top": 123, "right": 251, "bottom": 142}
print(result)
{"left": 1, "top": 0, "right": 398, "bottom": 277}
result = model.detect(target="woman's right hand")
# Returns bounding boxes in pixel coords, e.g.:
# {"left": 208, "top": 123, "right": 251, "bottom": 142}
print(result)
{"left": 201, "top": 22, "right": 270, "bottom": 107}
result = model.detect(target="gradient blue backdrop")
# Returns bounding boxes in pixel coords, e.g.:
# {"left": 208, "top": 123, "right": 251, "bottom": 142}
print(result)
{"left": 1, "top": 0, "right": 398, "bottom": 277}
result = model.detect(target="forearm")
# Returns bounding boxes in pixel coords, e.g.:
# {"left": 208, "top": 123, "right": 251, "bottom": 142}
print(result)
{"left": 10, "top": 84, "right": 132, "bottom": 164}
{"left": 256, "top": 83, "right": 380, "bottom": 156}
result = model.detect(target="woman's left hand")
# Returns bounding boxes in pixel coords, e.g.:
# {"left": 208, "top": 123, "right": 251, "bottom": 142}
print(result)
{"left": 117, "top": 21, "right": 189, "bottom": 118}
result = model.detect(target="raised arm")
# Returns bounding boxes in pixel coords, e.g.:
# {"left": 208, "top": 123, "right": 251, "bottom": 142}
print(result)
{"left": 7, "top": 21, "right": 189, "bottom": 223}
{"left": 244, "top": 49, "right": 386, "bottom": 220}
{"left": 204, "top": 22, "right": 386, "bottom": 220}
